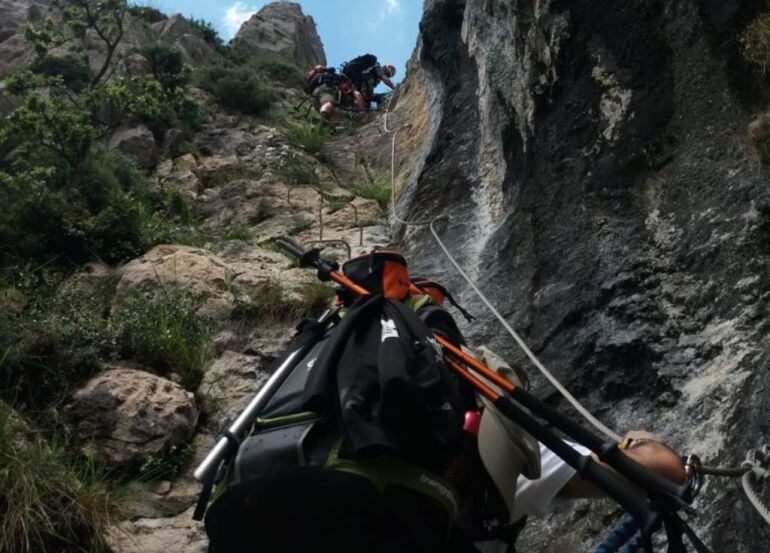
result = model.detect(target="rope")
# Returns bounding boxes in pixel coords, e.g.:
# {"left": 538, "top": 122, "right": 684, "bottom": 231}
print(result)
{"left": 382, "top": 86, "right": 621, "bottom": 443}
{"left": 743, "top": 471, "right": 770, "bottom": 525}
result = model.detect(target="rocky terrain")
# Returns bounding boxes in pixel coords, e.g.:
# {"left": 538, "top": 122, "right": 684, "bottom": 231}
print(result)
{"left": 1, "top": 0, "right": 769, "bottom": 552}
{"left": 0, "top": 2, "right": 388, "bottom": 552}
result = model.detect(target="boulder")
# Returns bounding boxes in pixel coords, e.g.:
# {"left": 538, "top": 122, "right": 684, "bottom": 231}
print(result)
{"left": 233, "top": 2, "right": 326, "bottom": 69}
{"left": 115, "top": 245, "right": 233, "bottom": 319}
{"left": 66, "top": 367, "right": 198, "bottom": 467}
{"left": 122, "top": 52, "right": 151, "bottom": 76}
{"left": 109, "top": 125, "right": 158, "bottom": 169}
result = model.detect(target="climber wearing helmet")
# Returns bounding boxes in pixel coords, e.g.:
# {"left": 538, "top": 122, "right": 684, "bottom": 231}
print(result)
{"left": 354, "top": 63, "right": 397, "bottom": 111}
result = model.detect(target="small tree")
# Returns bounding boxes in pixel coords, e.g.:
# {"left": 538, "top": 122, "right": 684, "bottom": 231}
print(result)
{"left": 24, "top": 0, "right": 128, "bottom": 90}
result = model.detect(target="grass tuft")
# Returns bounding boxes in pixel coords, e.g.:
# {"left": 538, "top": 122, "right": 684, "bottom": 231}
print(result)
{"left": 0, "top": 402, "right": 123, "bottom": 553}
{"left": 356, "top": 174, "right": 391, "bottom": 210}
{"left": 286, "top": 121, "right": 331, "bottom": 154}
{"left": 232, "top": 280, "right": 334, "bottom": 323}
{"left": 111, "top": 289, "right": 215, "bottom": 391}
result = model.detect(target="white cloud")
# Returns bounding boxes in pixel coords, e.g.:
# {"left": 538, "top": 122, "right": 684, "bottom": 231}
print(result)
{"left": 385, "top": 0, "right": 401, "bottom": 14}
{"left": 368, "top": 0, "right": 403, "bottom": 29}
{"left": 223, "top": 2, "right": 256, "bottom": 37}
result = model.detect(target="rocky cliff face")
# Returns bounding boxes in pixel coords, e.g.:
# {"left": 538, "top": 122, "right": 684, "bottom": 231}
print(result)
{"left": 388, "top": 0, "right": 770, "bottom": 550}
{"left": 233, "top": 1, "right": 325, "bottom": 68}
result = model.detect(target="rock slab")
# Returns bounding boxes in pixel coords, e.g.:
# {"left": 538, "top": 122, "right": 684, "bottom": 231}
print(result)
{"left": 67, "top": 368, "right": 198, "bottom": 467}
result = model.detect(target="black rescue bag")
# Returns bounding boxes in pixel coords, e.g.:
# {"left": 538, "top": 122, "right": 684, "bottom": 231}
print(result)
{"left": 203, "top": 298, "right": 468, "bottom": 553}
{"left": 341, "top": 53, "right": 378, "bottom": 87}
{"left": 303, "top": 293, "right": 466, "bottom": 470}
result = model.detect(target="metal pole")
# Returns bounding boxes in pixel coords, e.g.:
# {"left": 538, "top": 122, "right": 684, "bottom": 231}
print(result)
{"left": 194, "top": 348, "right": 302, "bottom": 483}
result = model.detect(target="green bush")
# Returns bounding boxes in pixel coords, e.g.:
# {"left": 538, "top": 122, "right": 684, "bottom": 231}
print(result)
{"left": 138, "top": 42, "right": 187, "bottom": 89}
{"left": 286, "top": 121, "right": 331, "bottom": 154}
{"left": 111, "top": 289, "right": 215, "bottom": 390}
{"left": 0, "top": 403, "right": 121, "bottom": 553}
{"left": 128, "top": 5, "right": 167, "bottom": 24}
{"left": 196, "top": 66, "right": 273, "bottom": 115}
{"left": 0, "top": 270, "right": 111, "bottom": 408}
{"left": 0, "top": 147, "right": 175, "bottom": 265}
{"left": 162, "top": 187, "right": 193, "bottom": 224}
{"left": 31, "top": 53, "right": 91, "bottom": 92}
{"left": 356, "top": 175, "right": 391, "bottom": 210}
{"left": 188, "top": 18, "right": 223, "bottom": 48}
{"left": 136, "top": 443, "right": 195, "bottom": 482}
{"left": 252, "top": 57, "right": 305, "bottom": 87}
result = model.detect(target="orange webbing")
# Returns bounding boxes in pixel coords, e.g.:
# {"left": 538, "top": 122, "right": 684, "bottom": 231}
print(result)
{"left": 445, "top": 358, "right": 500, "bottom": 402}
{"left": 435, "top": 336, "right": 516, "bottom": 394}
{"left": 330, "top": 273, "right": 370, "bottom": 296}
{"left": 382, "top": 260, "right": 411, "bottom": 300}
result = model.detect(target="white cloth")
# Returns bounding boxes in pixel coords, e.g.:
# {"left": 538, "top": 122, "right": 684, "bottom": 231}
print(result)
{"left": 510, "top": 440, "right": 591, "bottom": 522}
{"left": 475, "top": 441, "right": 592, "bottom": 553}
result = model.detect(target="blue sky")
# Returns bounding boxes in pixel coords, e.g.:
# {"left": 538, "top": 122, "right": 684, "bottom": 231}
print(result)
{"left": 135, "top": 0, "right": 423, "bottom": 83}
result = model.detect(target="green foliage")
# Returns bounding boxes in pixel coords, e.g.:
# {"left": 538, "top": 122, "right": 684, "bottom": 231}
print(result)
{"left": 232, "top": 280, "right": 334, "bottom": 322}
{"left": 0, "top": 267, "right": 111, "bottom": 407}
{"left": 278, "top": 157, "right": 319, "bottom": 185}
{"left": 2, "top": 71, "right": 167, "bottom": 170}
{"left": 251, "top": 56, "right": 305, "bottom": 87}
{"left": 136, "top": 443, "right": 194, "bottom": 482}
{"left": 286, "top": 121, "right": 331, "bottom": 154}
{"left": 128, "top": 4, "right": 167, "bottom": 24}
{"left": 111, "top": 289, "right": 215, "bottom": 391}
{"left": 356, "top": 174, "right": 391, "bottom": 210}
{"left": 298, "top": 282, "right": 337, "bottom": 318}
{"left": 250, "top": 199, "right": 275, "bottom": 224}
{"left": 223, "top": 224, "right": 252, "bottom": 241}
{"left": 288, "top": 220, "right": 313, "bottom": 235}
{"left": 0, "top": 147, "right": 167, "bottom": 264}
{"left": 188, "top": 17, "right": 223, "bottom": 48}
{"left": 742, "top": 14, "right": 770, "bottom": 73}
{"left": 0, "top": 403, "right": 121, "bottom": 553}
{"left": 196, "top": 65, "right": 274, "bottom": 115}
{"left": 162, "top": 187, "right": 193, "bottom": 224}
{"left": 24, "top": 0, "right": 129, "bottom": 89}
{"left": 1, "top": 28, "right": 200, "bottom": 266}
{"left": 138, "top": 41, "right": 188, "bottom": 90}
{"left": 327, "top": 201, "right": 347, "bottom": 214}
{"left": 31, "top": 53, "right": 91, "bottom": 92}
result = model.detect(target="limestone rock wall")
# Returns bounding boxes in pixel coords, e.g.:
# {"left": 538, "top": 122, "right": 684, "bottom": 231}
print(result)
{"left": 390, "top": 1, "right": 770, "bottom": 550}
